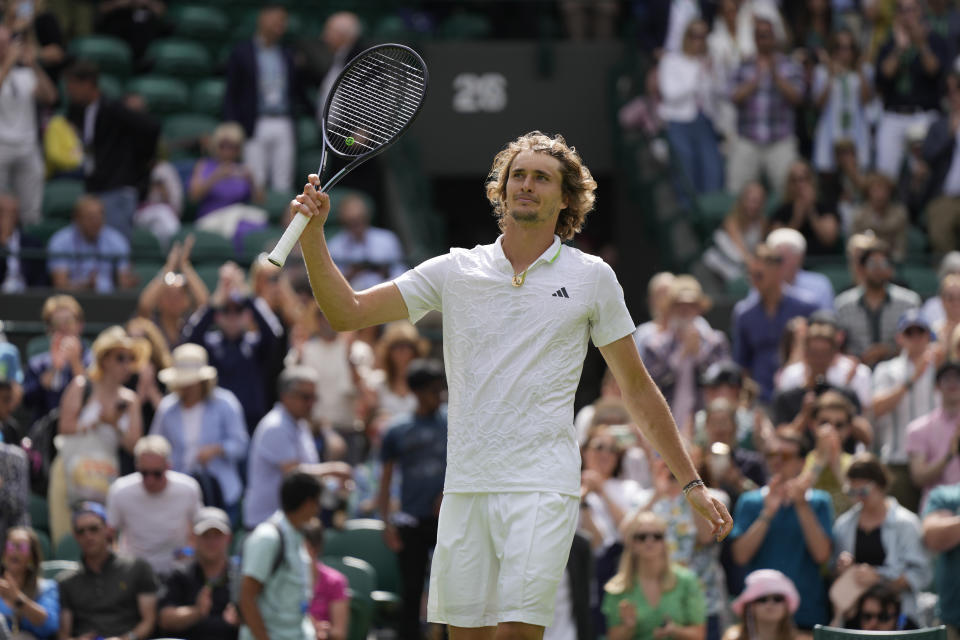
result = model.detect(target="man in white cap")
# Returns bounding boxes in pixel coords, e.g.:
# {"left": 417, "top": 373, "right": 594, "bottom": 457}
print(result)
{"left": 158, "top": 507, "right": 239, "bottom": 640}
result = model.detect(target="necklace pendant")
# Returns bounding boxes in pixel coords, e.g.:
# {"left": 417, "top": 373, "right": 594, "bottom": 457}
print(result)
{"left": 511, "top": 274, "right": 524, "bottom": 287}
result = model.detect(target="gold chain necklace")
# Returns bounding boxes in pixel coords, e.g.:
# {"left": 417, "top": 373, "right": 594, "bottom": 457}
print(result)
{"left": 511, "top": 269, "right": 529, "bottom": 287}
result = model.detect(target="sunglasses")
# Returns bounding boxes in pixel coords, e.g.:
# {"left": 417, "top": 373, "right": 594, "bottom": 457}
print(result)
{"left": 73, "top": 525, "right": 102, "bottom": 536}
{"left": 140, "top": 469, "right": 165, "bottom": 479}
{"left": 632, "top": 532, "right": 665, "bottom": 543}
{"left": 903, "top": 327, "right": 929, "bottom": 337}
{"left": 861, "top": 611, "right": 893, "bottom": 623}
{"left": 588, "top": 442, "right": 618, "bottom": 454}
{"left": 843, "top": 484, "right": 873, "bottom": 498}
{"left": 754, "top": 594, "right": 786, "bottom": 605}
{"left": 293, "top": 390, "right": 318, "bottom": 402}
{"left": 111, "top": 352, "right": 134, "bottom": 363}
{"left": 4, "top": 541, "right": 30, "bottom": 554}
{"left": 820, "top": 419, "right": 850, "bottom": 430}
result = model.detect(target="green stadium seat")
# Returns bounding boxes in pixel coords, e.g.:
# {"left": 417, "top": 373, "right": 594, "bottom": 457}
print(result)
{"left": 55, "top": 535, "right": 82, "bottom": 562}
{"left": 146, "top": 39, "right": 212, "bottom": 80}
{"left": 29, "top": 493, "right": 50, "bottom": 534}
{"left": 126, "top": 75, "right": 190, "bottom": 116}
{"left": 241, "top": 226, "right": 283, "bottom": 263}
{"left": 297, "top": 149, "right": 326, "bottom": 186}
{"left": 370, "top": 15, "right": 416, "bottom": 42}
{"left": 725, "top": 275, "right": 751, "bottom": 300}
{"left": 26, "top": 335, "right": 50, "bottom": 359}
{"left": 812, "top": 262, "right": 854, "bottom": 295}
{"left": 694, "top": 190, "right": 735, "bottom": 237}
{"left": 907, "top": 224, "right": 928, "bottom": 257}
{"left": 191, "top": 77, "right": 226, "bottom": 117}
{"left": 42, "top": 179, "right": 85, "bottom": 220}
{"left": 130, "top": 228, "right": 164, "bottom": 260}
{"left": 98, "top": 73, "right": 124, "bottom": 100}
{"left": 195, "top": 263, "right": 221, "bottom": 291}
{"left": 170, "top": 5, "right": 229, "bottom": 43}
{"left": 813, "top": 625, "right": 946, "bottom": 640}
{"left": 297, "top": 116, "right": 320, "bottom": 150}
{"left": 322, "top": 556, "right": 375, "bottom": 640}
{"left": 437, "top": 12, "right": 493, "bottom": 39}
{"left": 264, "top": 190, "right": 296, "bottom": 223}
{"left": 40, "top": 559, "right": 80, "bottom": 580}
{"left": 24, "top": 220, "right": 67, "bottom": 244}
{"left": 327, "top": 519, "right": 402, "bottom": 594}
{"left": 34, "top": 529, "right": 51, "bottom": 562}
{"left": 68, "top": 36, "right": 132, "bottom": 77}
{"left": 901, "top": 263, "right": 939, "bottom": 299}
{"left": 132, "top": 261, "right": 164, "bottom": 293}
{"left": 162, "top": 113, "right": 219, "bottom": 160}
{"left": 171, "top": 227, "right": 234, "bottom": 264}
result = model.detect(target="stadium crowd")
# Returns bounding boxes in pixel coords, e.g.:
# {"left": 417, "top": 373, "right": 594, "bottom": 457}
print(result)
{"left": 7, "top": 1, "right": 960, "bottom": 640}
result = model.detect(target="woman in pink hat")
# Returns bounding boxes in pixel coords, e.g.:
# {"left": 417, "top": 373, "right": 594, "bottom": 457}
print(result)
{"left": 724, "top": 569, "right": 800, "bottom": 640}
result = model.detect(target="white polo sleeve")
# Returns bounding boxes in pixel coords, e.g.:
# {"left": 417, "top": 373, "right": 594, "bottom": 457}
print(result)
{"left": 393, "top": 252, "right": 454, "bottom": 324}
{"left": 589, "top": 261, "right": 636, "bottom": 348}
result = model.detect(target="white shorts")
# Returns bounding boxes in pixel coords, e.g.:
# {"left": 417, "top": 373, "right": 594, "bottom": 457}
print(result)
{"left": 427, "top": 492, "right": 580, "bottom": 628}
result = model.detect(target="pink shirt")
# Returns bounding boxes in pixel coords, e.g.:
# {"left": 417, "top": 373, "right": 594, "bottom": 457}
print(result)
{"left": 309, "top": 563, "right": 349, "bottom": 621}
{"left": 905, "top": 408, "right": 960, "bottom": 510}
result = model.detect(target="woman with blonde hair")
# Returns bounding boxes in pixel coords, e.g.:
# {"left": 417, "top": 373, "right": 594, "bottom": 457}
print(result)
{"left": 126, "top": 315, "right": 173, "bottom": 426}
{"left": 703, "top": 182, "right": 768, "bottom": 282}
{"left": 603, "top": 511, "right": 707, "bottom": 640}
{"left": 723, "top": 569, "right": 800, "bottom": 640}
{"left": 372, "top": 321, "right": 429, "bottom": 418}
{"left": 0, "top": 525, "right": 59, "bottom": 638}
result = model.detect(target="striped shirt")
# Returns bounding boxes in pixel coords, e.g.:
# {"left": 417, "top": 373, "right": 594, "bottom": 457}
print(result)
{"left": 834, "top": 284, "right": 921, "bottom": 358}
{"left": 872, "top": 353, "right": 937, "bottom": 464}
{"left": 732, "top": 55, "right": 804, "bottom": 144}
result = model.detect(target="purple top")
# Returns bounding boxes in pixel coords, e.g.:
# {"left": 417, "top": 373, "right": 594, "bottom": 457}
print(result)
{"left": 193, "top": 159, "right": 252, "bottom": 218}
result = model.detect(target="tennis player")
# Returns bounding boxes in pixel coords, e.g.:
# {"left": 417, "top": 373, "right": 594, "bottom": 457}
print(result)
{"left": 294, "top": 131, "right": 733, "bottom": 640}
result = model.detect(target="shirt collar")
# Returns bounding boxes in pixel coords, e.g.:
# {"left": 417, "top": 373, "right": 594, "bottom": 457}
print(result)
{"left": 493, "top": 234, "right": 563, "bottom": 273}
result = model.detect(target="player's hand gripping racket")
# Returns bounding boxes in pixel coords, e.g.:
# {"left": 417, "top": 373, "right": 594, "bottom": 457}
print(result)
{"left": 268, "top": 44, "right": 429, "bottom": 267}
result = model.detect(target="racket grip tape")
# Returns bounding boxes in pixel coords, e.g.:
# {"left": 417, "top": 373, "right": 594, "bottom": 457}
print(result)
{"left": 267, "top": 211, "right": 311, "bottom": 267}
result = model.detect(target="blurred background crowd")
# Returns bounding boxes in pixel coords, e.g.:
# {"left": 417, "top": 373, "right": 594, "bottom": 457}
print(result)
{"left": 7, "top": 1, "right": 960, "bottom": 640}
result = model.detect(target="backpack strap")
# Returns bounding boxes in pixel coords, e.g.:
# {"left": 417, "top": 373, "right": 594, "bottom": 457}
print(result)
{"left": 269, "top": 521, "right": 285, "bottom": 577}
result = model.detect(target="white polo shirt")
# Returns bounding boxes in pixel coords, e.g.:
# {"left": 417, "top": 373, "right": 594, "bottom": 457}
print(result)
{"left": 394, "top": 234, "right": 635, "bottom": 496}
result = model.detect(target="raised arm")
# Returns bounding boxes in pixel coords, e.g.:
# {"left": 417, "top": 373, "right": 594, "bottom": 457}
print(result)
{"left": 599, "top": 334, "right": 733, "bottom": 539}
{"left": 295, "top": 176, "right": 409, "bottom": 331}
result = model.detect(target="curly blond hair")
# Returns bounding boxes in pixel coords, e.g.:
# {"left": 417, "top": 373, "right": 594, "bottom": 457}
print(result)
{"left": 485, "top": 131, "right": 597, "bottom": 241}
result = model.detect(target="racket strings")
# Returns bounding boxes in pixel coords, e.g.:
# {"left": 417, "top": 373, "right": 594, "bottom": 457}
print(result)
{"left": 325, "top": 46, "right": 427, "bottom": 157}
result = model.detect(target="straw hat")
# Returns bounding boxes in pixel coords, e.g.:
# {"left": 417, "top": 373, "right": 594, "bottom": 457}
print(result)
{"left": 158, "top": 343, "right": 218, "bottom": 389}
{"left": 668, "top": 275, "right": 712, "bottom": 312}
{"left": 88, "top": 326, "right": 151, "bottom": 381}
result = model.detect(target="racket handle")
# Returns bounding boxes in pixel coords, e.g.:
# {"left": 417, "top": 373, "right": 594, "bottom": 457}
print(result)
{"left": 267, "top": 211, "right": 311, "bottom": 267}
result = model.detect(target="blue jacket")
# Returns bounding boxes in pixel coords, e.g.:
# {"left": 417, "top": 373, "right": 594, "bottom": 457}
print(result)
{"left": 223, "top": 39, "right": 303, "bottom": 137}
{"left": 150, "top": 387, "right": 249, "bottom": 505}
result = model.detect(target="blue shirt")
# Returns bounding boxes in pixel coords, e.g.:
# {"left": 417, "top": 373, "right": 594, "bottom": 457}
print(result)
{"left": 380, "top": 409, "right": 447, "bottom": 520}
{"left": 0, "top": 577, "right": 59, "bottom": 638}
{"left": 788, "top": 270, "right": 835, "bottom": 311}
{"left": 244, "top": 404, "right": 319, "bottom": 529}
{"left": 255, "top": 41, "right": 289, "bottom": 116}
{"left": 0, "top": 342, "right": 23, "bottom": 383}
{"left": 731, "top": 487, "right": 834, "bottom": 628}
{"left": 22, "top": 346, "right": 92, "bottom": 418}
{"left": 732, "top": 291, "right": 818, "bottom": 401}
{"left": 47, "top": 224, "right": 130, "bottom": 293}
{"left": 923, "top": 483, "right": 960, "bottom": 626}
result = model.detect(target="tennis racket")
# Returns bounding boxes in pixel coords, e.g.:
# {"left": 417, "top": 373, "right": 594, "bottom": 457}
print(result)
{"left": 267, "top": 43, "right": 429, "bottom": 267}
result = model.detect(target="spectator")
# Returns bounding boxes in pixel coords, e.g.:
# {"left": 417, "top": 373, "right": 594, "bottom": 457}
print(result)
{"left": 243, "top": 366, "right": 351, "bottom": 530}
{"left": 378, "top": 359, "right": 446, "bottom": 640}
{"left": 249, "top": 256, "right": 302, "bottom": 409}
{"left": 641, "top": 275, "right": 730, "bottom": 432}
{"left": 0, "top": 437, "right": 27, "bottom": 542}
{"left": 574, "top": 368, "right": 625, "bottom": 445}
{"left": 767, "top": 228, "right": 836, "bottom": 311}
{"left": 633, "top": 272, "right": 676, "bottom": 355}
{"left": 832, "top": 454, "right": 930, "bottom": 626}
{"left": 57, "top": 501, "right": 158, "bottom": 640}
{"left": 0, "top": 192, "right": 47, "bottom": 291}
{"left": 51, "top": 326, "right": 145, "bottom": 543}
{"left": 732, "top": 244, "right": 818, "bottom": 402}
{"left": 47, "top": 194, "right": 135, "bottom": 293}
{"left": 137, "top": 236, "right": 209, "bottom": 350}
{"left": 658, "top": 18, "right": 724, "bottom": 198}
{"left": 924, "top": 71, "right": 960, "bottom": 255}
{"left": 152, "top": 343, "right": 249, "bottom": 519}
{"left": 872, "top": 310, "right": 937, "bottom": 512}
{"left": 730, "top": 429, "right": 833, "bottom": 629}
{"left": 901, "top": 120, "right": 936, "bottom": 224}
{"left": 703, "top": 182, "right": 768, "bottom": 284}
{"left": 701, "top": 398, "right": 767, "bottom": 504}
{"left": 224, "top": 3, "right": 300, "bottom": 191}
{"left": 188, "top": 123, "right": 266, "bottom": 244}
{"left": 906, "top": 360, "right": 960, "bottom": 512}
{"left": 157, "top": 507, "right": 239, "bottom": 640}
{"left": 774, "top": 319, "right": 872, "bottom": 412}
{"left": 0, "top": 23, "right": 56, "bottom": 226}
{"left": 850, "top": 173, "right": 909, "bottom": 262}
{"left": 106, "top": 435, "right": 203, "bottom": 578}
{"left": 311, "top": 12, "right": 364, "bottom": 113}
{"left": 238, "top": 471, "right": 321, "bottom": 640}
{"left": 182, "top": 261, "right": 283, "bottom": 433}
{"left": 835, "top": 238, "right": 920, "bottom": 366}
{"left": 0, "top": 525, "right": 58, "bottom": 639}
{"left": 94, "top": 0, "right": 168, "bottom": 61}
{"left": 798, "top": 397, "right": 858, "bottom": 515}
{"left": 922, "top": 252, "right": 960, "bottom": 329}
{"left": 723, "top": 569, "right": 800, "bottom": 640}
{"left": 22, "top": 294, "right": 88, "bottom": 420}
{"left": 874, "top": 0, "right": 948, "bottom": 180}
{"left": 822, "top": 139, "right": 869, "bottom": 235}
{"left": 371, "top": 321, "right": 429, "bottom": 421}
{"left": 769, "top": 160, "right": 841, "bottom": 256}
{"left": 727, "top": 11, "right": 804, "bottom": 197}
{"left": 327, "top": 193, "right": 407, "bottom": 292}
{"left": 694, "top": 361, "right": 772, "bottom": 453}
{"left": 641, "top": 459, "right": 728, "bottom": 640}
{"left": 601, "top": 510, "right": 706, "bottom": 640}
{"left": 811, "top": 28, "right": 873, "bottom": 175}
{"left": 706, "top": 0, "right": 744, "bottom": 144}
{"left": 0, "top": 363, "right": 24, "bottom": 444}
{"left": 63, "top": 60, "right": 160, "bottom": 238}
{"left": 125, "top": 316, "right": 171, "bottom": 428}
{"left": 4, "top": 1, "right": 67, "bottom": 83}
{"left": 920, "top": 479, "right": 960, "bottom": 637}
{"left": 133, "top": 158, "right": 184, "bottom": 250}
{"left": 845, "top": 583, "right": 913, "bottom": 630}
{"left": 302, "top": 518, "right": 348, "bottom": 640}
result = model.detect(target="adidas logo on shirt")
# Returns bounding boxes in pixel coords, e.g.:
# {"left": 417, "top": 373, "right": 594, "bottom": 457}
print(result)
{"left": 551, "top": 287, "right": 570, "bottom": 298}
